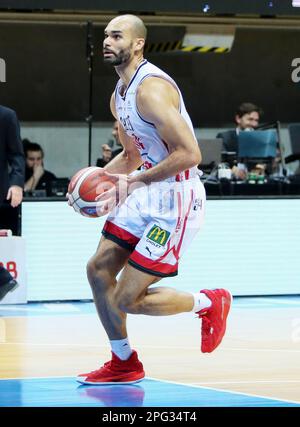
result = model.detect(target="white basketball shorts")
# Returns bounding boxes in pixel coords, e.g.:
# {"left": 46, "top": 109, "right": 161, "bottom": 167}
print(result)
{"left": 102, "top": 174, "right": 206, "bottom": 277}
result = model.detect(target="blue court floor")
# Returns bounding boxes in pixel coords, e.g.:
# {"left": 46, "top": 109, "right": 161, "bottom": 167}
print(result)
{"left": 0, "top": 377, "right": 299, "bottom": 407}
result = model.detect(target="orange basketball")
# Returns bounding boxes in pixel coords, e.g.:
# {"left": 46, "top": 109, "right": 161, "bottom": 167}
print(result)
{"left": 68, "top": 166, "right": 115, "bottom": 217}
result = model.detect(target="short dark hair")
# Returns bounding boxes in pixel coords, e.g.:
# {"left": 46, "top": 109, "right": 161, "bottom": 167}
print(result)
{"left": 23, "top": 139, "right": 44, "bottom": 158}
{"left": 236, "top": 102, "right": 263, "bottom": 118}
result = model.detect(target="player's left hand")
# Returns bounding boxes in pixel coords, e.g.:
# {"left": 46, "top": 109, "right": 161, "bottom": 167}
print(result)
{"left": 95, "top": 171, "right": 130, "bottom": 215}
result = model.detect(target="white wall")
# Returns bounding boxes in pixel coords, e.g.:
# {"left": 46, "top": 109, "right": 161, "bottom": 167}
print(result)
{"left": 22, "top": 198, "right": 300, "bottom": 301}
{"left": 20, "top": 122, "right": 296, "bottom": 178}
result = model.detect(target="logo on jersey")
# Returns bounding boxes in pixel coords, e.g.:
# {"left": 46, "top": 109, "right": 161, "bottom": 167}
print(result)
{"left": 132, "top": 134, "right": 145, "bottom": 150}
{"left": 143, "top": 161, "right": 152, "bottom": 169}
{"left": 145, "top": 246, "right": 152, "bottom": 257}
{"left": 120, "top": 115, "right": 134, "bottom": 132}
{"left": 193, "top": 198, "right": 202, "bottom": 211}
{"left": 146, "top": 225, "right": 170, "bottom": 246}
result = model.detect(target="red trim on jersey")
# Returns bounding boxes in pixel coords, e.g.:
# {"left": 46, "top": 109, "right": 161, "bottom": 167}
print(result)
{"left": 103, "top": 221, "right": 140, "bottom": 247}
{"left": 175, "top": 191, "right": 182, "bottom": 232}
{"left": 175, "top": 189, "right": 194, "bottom": 256}
{"left": 155, "top": 189, "right": 194, "bottom": 263}
{"left": 129, "top": 251, "right": 178, "bottom": 275}
{"left": 175, "top": 169, "right": 190, "bottom": 182}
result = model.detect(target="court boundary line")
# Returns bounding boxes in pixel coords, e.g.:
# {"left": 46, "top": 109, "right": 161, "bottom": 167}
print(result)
{"left": 0, "top": 375, "right": 299, "bottom": 406}
{"left": 146, "top": 377, "right": 300, "bottom": 406}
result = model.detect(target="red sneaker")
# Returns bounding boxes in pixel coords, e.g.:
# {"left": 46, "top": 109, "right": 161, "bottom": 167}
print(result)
{"left": 197, "top": 288, "right": 232, "bottom": 353}
{"left": 76, "top": 350, "right": 145, "bottom": 385}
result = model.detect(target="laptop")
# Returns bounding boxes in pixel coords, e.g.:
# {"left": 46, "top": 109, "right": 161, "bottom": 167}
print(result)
{"left": 197, "top": 138, "right": 223, "bottom": 165}
{"left": 238, "top": 130, "right": 277, "bottom": 158}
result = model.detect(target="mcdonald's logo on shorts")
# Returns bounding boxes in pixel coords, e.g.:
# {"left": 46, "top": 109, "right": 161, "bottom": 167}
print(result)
{"left": 146, "top": 224, "right": 170, "bottom": 246}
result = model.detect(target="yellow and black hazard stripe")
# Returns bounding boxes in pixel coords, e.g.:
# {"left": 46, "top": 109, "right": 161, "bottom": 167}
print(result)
{"left": 181, "top": 45, "right": 229, "bottom": 53}
{"left": 145, "top": 41, "right": 182, "bottom": 53}
{"left": 145, "top": 41, "right": 229, "bottom": 54}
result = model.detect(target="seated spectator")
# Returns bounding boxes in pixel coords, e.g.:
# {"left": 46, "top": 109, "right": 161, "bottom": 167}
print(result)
{"left": 217, "top": 102, "right": 263, "bottom": 180}
{"left": 111, "top": 120, "right": 123, "bottom": 158}
{"left": 23, "top": 139, "right": 56, "bottom": 195}
{"left": 95, "top": 121, "right": 123, "bottom": 168}
{"left": 96, "top": 144, "right": 113, "bottom": 168}
{"left": 102, "top": 121, "right": 123, "bottom": 158}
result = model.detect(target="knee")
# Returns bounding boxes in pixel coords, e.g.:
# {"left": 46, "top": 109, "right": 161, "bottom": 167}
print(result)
{"left": 86, "top": 256, "right": 98, "bottom": 282}
{"left": 86, "top": 257, "right": 112, "bottom": 292}
{"left": 115, "top": 290, "right": 141, "bottom": 314}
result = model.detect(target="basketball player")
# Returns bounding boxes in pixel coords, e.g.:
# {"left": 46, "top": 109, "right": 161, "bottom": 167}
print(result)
{"left": 74, "top": 15, "right": 232, "bottom": 384}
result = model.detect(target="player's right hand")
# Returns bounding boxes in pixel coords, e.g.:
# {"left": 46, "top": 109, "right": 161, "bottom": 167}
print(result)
{"left": 95, "top": 172, "right": 129, "bottom": 207}
{"left": 95, "top": 183, "right": 118, "bottom": 216}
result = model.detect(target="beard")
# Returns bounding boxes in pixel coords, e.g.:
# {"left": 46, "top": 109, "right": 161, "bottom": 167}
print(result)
{"left": 103, "top": 45, "right": 132, "bottom": 66}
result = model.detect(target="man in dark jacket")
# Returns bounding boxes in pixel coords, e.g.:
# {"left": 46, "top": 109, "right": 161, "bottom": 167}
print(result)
{"left": 217, "top": 102, "right": 262, "bottom": 152}
{"left": 216, "top": 102, "right": 263, "bottom": 179}
{"left": 0, "top": 105, "right": 25, "bottom": 301}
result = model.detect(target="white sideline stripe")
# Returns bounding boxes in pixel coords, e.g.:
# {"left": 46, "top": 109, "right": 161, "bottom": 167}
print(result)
{"left": 0, "top": 375, "right": 299, "bottom": 405}
{"left": 147, "top": 377, "right": 300, "bottom": 405}
{"left": 1, "top": 342, "right": 300, "bottom": 353}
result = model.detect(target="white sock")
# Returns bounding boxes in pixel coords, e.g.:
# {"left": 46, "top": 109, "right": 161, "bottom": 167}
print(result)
{"left": 192, "top": 292, "right": 212, "bottom": 313}
{"left": 109, "top": 338, "right": 133, "bottom": 361}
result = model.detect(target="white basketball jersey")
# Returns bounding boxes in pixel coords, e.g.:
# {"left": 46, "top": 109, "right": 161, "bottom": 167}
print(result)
{"left": 114, "top": 60, "right": 198, "bottom": 179}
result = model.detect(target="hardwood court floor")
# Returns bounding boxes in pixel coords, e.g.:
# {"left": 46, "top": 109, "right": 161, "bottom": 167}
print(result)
{"left": 0, "top": 297, "right": 299, "bottom": 404}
